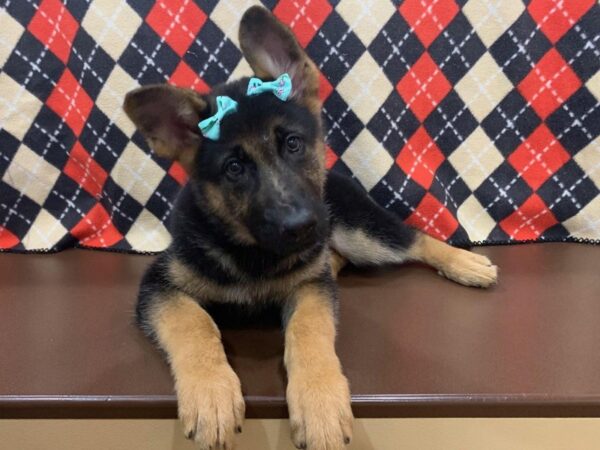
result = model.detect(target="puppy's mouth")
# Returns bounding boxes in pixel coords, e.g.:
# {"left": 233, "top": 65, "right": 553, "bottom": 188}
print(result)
{"left": 278, "top": 231, "right": 322, "bottom": 255}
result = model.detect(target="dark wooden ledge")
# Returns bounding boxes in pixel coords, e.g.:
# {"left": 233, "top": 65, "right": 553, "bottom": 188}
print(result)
{"left": 1, "top": 243, "right": 599, "bottom": 419}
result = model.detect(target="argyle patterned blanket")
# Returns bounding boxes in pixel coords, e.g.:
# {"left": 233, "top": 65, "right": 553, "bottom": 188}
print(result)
{"left": 0, "top": 0, "right": 599, "bottom": 253}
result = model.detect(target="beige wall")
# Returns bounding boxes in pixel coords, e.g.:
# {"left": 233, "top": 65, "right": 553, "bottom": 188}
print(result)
{"left": 2, "top": 418, "right": 600, "bottom": 449}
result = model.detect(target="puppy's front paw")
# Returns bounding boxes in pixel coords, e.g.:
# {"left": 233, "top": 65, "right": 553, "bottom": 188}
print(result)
{"left": 177, "top": 363, "right": 245, "bottom": 450}
{"left": 287, "top": 369, "right": 353, "bottom": 450}
{"left": 439, "top": 248, "right": 498, "bottom": 288}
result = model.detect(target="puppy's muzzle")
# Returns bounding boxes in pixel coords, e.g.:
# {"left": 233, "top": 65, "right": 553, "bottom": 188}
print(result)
{"left": 280, "top": 208, "right": 318, "bottom": 244}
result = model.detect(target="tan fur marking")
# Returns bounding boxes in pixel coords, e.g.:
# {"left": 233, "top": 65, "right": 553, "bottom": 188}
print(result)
{"left": 149, "top": 139, "right": 196, "bottom": 173}
{"left": 311, "top": 139, "right": 327, "bottom": 193}
{"left": 235, "top": 122, "right": 277, "bottom": 165}
{"left": 168, "top": 249, "right": 329, "bottom": 304}
{"left": 151, "top": 293, "right": 244, "bottom": 449}
{"left": 285, "top": 284, "right": 353, "bottom": 449}
{"left": 202, "top": 183, "right": 257, "bottom": 245}
{"left": 330, "top": 250, "right": 347, "bottom": 279}
{"left": 408, "top": 232, "right": 498, "bottom": 288}
{"left": 331, "top": 226, "right": 410, "bottom": 266}
{"left": 151, "top": 294, "right": 224, "bottom": 366}
{"left": 238, "top": 117, "right": 326, "bottom": 193}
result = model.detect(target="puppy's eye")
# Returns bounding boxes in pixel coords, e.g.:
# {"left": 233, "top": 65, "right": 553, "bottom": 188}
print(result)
{"left": 285, "top": 135, "right": 303, "bottom": 153}
{"left": 224, "top": 159, "right": 244, "bottom": 179}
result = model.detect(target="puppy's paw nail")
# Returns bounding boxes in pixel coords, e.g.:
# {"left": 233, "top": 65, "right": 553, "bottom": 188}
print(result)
{"left": 236, "top": 426, "right": 242, "bottom": 433}
{"left": 344, "top": 436, "right": 351, "bottom": 444}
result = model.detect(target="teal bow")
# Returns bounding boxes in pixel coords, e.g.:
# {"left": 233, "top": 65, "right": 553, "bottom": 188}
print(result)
{"left": 246, "top": 73, "right": 292, "bottom": 101}
{"left": 197, "top": 74, "right": 292, "bottom": 140}
{"left": 198, "top": 95, "right": 238, "bottom": 140}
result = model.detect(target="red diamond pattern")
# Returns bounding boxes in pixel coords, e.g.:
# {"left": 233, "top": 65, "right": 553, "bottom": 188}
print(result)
{"left": 325, "top": 145, "right": 338, "bottom": 170}
{"left": 64, "top": 142, "right": 108, "bottom": 199}
{"left": 528, "top": 0, "right": 594, "bottom": 44}
{"left": 169, "top": 61, "right": 210, "bottom": 93}
{"left": 406, "top": 193, "right": 459, "bottom": 240}
{"left": 70, "top": 203, "right": 123, "bottom": 247}
{"left": 399, "top": 0, "right": 459, "bottom": 48}
{"left": 518, "top": 48, "right": 581, "bottom": 120}
{"left": 168, "top": 162, "right": 188, "bottom": 186}
{"left": 396, "top": 126, "right": 445, "bottom": 189}
{"left": 499, "top": 194, "right": 558, "bottom": 240}
{"left": 397, "top": 53, "right": 452, "bottom": 122}
{"left": 274, "top": 0, "right": 333, "bottom": 48}
{"left": 146, "top": 0, "right": 207, "bottom": 56}
{"left": 46, "top": 68, "right": 94, "bottom": 136}
{"left": 0, "top": 226, "right": 20, "bottom": 249}
{"left": 508, "top": 124, "right": 570, "bottom": 190}
{"left": 27, "top": 0, "right": 79, "bottom": 64}
{"left": 319, "top": 72, "right": 334, "bottom": 102}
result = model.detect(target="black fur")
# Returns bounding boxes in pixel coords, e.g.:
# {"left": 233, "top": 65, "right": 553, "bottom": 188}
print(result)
{"left": 326, "top": 171, "right": 416, "bottom": 255}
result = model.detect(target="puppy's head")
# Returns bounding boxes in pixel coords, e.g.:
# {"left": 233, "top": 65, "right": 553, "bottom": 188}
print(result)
{"left": 124, "top": 7, "right": 327, "bottom": 255}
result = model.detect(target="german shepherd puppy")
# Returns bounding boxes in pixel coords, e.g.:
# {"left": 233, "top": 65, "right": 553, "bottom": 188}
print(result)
{"left": 124, "top": 6, "right": 497, "bottom": 450}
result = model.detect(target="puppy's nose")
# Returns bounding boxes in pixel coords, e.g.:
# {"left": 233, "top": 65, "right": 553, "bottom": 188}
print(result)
{"left": 281, "top": 208, "right": 317, "bottom": 241}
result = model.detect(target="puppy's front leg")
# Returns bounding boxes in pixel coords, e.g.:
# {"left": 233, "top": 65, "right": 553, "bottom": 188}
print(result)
{"left": 408, "top": 232, "right": 498, "bottom": 288}
{"left": 326, "top": 171, "right": 497, "bottom": 288}
{"left": 284, "top": 282, "right": 353, "bottom": 450}
{"left": 148, "top": 293, "right": 245, "bottom": 449}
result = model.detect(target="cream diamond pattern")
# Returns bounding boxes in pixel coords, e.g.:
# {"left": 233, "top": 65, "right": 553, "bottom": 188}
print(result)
{"left": 0, "top": 73, "right": 44, "bottom": 140}
{"left": 463, "top": 0, "right": 525, "bottom": 47}
{"left": 455, "top": 52, "right": 513, "bottom": 122}
{"left": 342, "top": 129, "right": 394, "bottom": 191}
{"left": 449, "top": 127, "right": 504, "bottom": 191}
{"left": 337, "top": 52, "right": 393, "bottom": 125}
{"left": 82, "top": 0, "right": 142, "bottom": 61}
{"left": 95, "top": 66, "right": 139, "bottom": 137}
{"left": 2, "top": 144, "right": 61, "bottom": 205}
{"left": 336, "top": 0, "right": 396, "bottom": 46}
{"left": 22, "top": 209, "right": 68, "bottom": 249}
{"left": 457, "top": 195, "right": 497, "bottom": 242}
{"left": 110, "top": 142, "right": 167, "bottom": 205}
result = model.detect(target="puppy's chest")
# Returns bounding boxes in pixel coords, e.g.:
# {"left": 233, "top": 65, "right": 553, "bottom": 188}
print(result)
{"left": 168, "top": 254, "right": 326, "bottom": 305}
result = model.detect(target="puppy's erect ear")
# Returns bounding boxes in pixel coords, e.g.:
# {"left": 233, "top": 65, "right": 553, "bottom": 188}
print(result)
{"left": 239, "top": 6, "right": 321, "bottom": 113}
{"left": 123, "top": 85, "right": 209, "bottom": 173}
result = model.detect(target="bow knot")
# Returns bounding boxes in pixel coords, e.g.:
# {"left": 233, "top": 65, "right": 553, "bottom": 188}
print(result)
{"left": 246, "top": 73, "right": 292, "bottom": 101}
{"left": 198, "top": 73, "right": 292, "bottom": 140}
{"left": 198, "top": 95, "right": 238, "bottom": 141}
